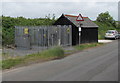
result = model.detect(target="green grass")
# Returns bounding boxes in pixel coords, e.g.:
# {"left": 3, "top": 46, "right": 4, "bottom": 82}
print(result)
{"left": 26, "top": 47, "right": 64, "bottom": 59}
{"left": 0, "top": 52, "right": 1, "bottom": 69}
{"left": 74, "top": 43, "right": 103, "bottom": 50}
{"left": 2, "top": 43, "right": 104, "bottom": 70}
{"left": 2, "top": 58, "right": 23, "bottom": 69}
{"left": 2, "top": 47, "right": 64, "bottom": 69}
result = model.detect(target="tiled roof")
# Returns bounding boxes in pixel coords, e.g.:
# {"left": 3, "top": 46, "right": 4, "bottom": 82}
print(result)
{"left": 65, "top": 14, "right": 88, "bottom": 18}
{"left": 64, "top": 14, "right": 98, "bottom": 28}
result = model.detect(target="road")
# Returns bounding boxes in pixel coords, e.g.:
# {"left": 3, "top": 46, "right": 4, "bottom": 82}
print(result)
{"left": 2, "top": 40, "right": 118, "bottom": 81}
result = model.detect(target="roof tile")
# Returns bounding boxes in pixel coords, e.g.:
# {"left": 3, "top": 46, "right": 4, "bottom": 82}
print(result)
{"left": 64, "top": 14, "right": 98, "bottom": 28}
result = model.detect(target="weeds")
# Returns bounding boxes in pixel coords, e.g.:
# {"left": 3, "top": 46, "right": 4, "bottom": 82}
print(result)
{"left": 74, "top": 43, "right": 103, "bottom": 50}
{"left": 2, "top": 47, "right": 64, "bottom": 69}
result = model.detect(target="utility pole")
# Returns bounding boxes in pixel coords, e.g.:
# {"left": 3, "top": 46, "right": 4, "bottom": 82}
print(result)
{"left": 79, "top": 27, "right": 81, "bottom": 45}
{"left": 79, "top": 24, "right": 82, "bottom": 45}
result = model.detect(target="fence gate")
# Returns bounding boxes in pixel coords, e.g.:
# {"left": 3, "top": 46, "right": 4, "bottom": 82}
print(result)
{"left": 15, "top": 25, "right": 72, "bottom": 50}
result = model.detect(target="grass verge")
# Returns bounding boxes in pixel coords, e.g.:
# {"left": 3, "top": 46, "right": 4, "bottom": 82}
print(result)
{"left": 74, "top": 43, "right": 103, "bottom": 50}
{"left": 2, "top": 47, "right": 64, "bottom": 69}
{"left": 2, "top": 43, "right": 104, "bottom": 70}
{"left": 2, "top": 58, "right": 23, "bottom": 69}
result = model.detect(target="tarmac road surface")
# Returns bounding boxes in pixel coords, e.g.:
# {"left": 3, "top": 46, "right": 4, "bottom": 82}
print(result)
{"left": 2, "top": 40, "right": 118, "bottom": 81}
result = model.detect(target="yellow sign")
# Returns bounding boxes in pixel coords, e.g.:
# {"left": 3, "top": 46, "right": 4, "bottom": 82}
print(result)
{"left": 24, "top": 28, "right": 29, "bottom": 34}
{"left": 67, "top": 28, "right": 70, "bottom": 33}
{"left": 44, "top": 34, "right": 46, "bottom": 38}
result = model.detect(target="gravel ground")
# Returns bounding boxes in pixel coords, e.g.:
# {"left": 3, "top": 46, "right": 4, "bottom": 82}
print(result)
{"left": 2, "top": 46, "right": 76, "bottom": 57}
{"left": 2, "top": 40, "right": 114, "bottom": 57}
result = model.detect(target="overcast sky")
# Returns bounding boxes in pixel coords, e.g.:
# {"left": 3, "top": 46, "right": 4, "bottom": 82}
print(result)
{"left": 1, "top": 0, "right": 119, "bottom": 20}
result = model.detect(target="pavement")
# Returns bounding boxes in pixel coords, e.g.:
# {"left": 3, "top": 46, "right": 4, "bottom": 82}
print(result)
{"left": 98, "top": 39, "right": 113, "bottom": 43}
{"left": 2, "top": 40, "right": 118, "bottom": 81}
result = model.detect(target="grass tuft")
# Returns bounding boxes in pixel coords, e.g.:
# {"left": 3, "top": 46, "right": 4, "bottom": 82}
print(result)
{"left": 40, "top": 47, "right": 64, "bottom": 58}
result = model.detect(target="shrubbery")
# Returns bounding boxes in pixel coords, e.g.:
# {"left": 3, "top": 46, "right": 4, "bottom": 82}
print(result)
{"left": 2, "top": 11, "right": 119, "bottom": 46}
{"left": 96, "top": 11, "right": 116, "bottom": 28}
{"left": 94, "top": 21, "right": 116, "bottom": 39}
{"left": 95, "top": 11, "right": 120, "bottom": 39}
{"left": 2, "top": 15, "right": 56, "bottom": 46}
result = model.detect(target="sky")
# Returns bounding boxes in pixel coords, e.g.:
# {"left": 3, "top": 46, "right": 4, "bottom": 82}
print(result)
{"left": 1, "top": 0, "right": 119, "bottom": 21}
{"left": 118, "top": 1, "right": 120, "bottom": 21}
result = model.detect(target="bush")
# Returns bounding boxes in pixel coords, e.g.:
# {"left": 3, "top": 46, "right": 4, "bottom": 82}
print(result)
{"left": 27, "top": 47, "right": 64, "bottom": 59}
{"left": 2, "top": 16, "right": 56, "bottom": 46}
{"left": 40, "top": 47, "right": 64, "bottom": 58}
{"left": 2, "top": 27, "right": 15, "bottom": 46}
{"left": 94, "top": 21, "right": 116, "bottom": 39}
{"left": 96, "top": 11, "right": 116, "bottom": 27}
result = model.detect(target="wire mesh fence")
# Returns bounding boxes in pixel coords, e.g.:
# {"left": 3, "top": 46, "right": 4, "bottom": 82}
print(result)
{"left": 15, "top": 25, "right": 72, "bottom": 50}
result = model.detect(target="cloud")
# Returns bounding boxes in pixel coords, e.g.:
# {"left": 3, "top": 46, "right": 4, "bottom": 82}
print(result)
{"left": 2, "top": 2, "right": 118, "bottom": 20}
{"left": 2, "top": 0, "right": 120, "bottom": 2}
{"left": 118, "top": 1, "right": 120, "bottom": 21}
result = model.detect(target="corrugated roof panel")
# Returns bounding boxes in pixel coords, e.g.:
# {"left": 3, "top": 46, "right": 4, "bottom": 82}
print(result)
{"left": 64, "top": 14, "right": 98, "bottom": 28}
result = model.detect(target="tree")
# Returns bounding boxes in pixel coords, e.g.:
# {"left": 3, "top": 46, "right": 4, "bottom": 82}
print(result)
{"left": 52, "top": 14, "right": 55, "bottom": 20}
{"left": 96, "top": 11, "right": 116, "bottom": 27}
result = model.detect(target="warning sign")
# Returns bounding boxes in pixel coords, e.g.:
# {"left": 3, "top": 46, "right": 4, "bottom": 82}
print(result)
{"left": 44, "top": 34, "right": 46, "bottom": 38}
{"left": 24, "top": 28, "right": 29, "bottom": 34}
{"left": 76, "top": 14, "right": 84, "bottom": 21}
{"left": 67, "top": 28, "right": 70, "bottom": 33}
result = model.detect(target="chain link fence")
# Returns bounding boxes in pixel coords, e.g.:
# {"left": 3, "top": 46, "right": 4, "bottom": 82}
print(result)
{"left": 15, "top": 25, "right": 72, "bottom": 50}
